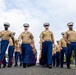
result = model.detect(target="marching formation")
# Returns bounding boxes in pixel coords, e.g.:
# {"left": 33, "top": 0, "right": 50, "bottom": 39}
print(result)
{"left": 39, "top": 22, "right": 76, "bottom": 69}
{"left": 0, "top": 22, "right": 76, "bottom": 69}
{"left": 0, "top": 23, "right": 37, "bottom": 68}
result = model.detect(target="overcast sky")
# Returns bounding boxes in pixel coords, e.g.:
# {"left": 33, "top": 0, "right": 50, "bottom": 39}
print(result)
{"left": 0, "top": 0, "right": 76, "bottom": 58}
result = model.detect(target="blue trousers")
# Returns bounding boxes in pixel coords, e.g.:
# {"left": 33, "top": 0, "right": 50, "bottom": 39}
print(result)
{"left": 20, "top": 54, "right": 23, "bottom": 65}
{"left": 56, "top": 52, "right": 60, "bottom": 67}
{"left": 67, "top": 42, "right": 76, "bottom": 67}
{"left": 31, "top": 53, "right": 36, "bottom": 65}
{"left": 0, "top": 40, "right": 8, "bottom": 65}
{"left": 41, "top": 41, "right": 52, "bottom": 65}
{"left": 21, "top": 44, "right": 34, "bottom": 65}
{"left": 60, "top": 47, "right": 67, "bottom": 67}
{"left": 52, "top": 54, "right": 56, "bottom": 66}
{"left": 8, "top": 46, "right": 14, "bottom": 66}
{"left": 2, "top": 56, "right": 6, "bottom": 66}
{"left": 15, "top": 52, "right": 22, "bottom": 65}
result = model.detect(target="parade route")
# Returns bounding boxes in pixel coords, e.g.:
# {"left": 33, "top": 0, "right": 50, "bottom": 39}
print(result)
{"left": 0, "top": 65, "right": 76, "bottom": 75}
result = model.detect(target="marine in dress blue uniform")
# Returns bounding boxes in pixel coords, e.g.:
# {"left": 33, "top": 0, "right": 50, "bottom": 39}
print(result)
{"left": 8, "top": 32, "right": 16, "bottom": 67}
{"left": 60, "top": 32, "right": 67, "bottom": 68}
{"left": 65, "top": 22, "right": 76, "bottom": 69}
{"left": 56, "top": 41, "right": 61, "bottom": 67}
{"left": 40, "top": 22, "right": 55, "bottom": 69}
{"left": 18, "top": 23, "right": 34, "bottom": 68}
{"left": 14, "top": 40, "right": 22, "bottom": 67}
{"left": 0, "top": 22, "right": 14, "bottom": 68}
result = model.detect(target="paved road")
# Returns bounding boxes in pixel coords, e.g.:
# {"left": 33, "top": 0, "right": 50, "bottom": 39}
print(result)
{"left": 0, "top": 65, "right": 76, "bottom": 75}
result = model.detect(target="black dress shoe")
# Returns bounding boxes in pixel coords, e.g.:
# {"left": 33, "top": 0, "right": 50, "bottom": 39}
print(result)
{"left": 23, "top": 63, "right": 26, "bottom": 68}
{"left": 0, "top": 64, "right": 1, "bottom": 68}
{"left": 67, "top": 66, "right": 71, "bottom": 69}
{"left": 7, "top": 65, "right": 11, "bottom": 68}
{"left": 27, "top": 64, "right": 30, "bottom": 67}
{"left": 48, "top": 65, "right": 52, "bottom": 69}
{"left": 14, "top": 64, "right": 18, "bottom": 67}
{"left": 2, "top": 65, "right": 6, "bottom": 68}
{"left": 56, "top": 65, "right": 59, "bottom": 67}
{"left": 20, "top": 64, "right": 22, "bottom": 66}
{"left": 60, "top": 66, "right": 63, "bottom": 68}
